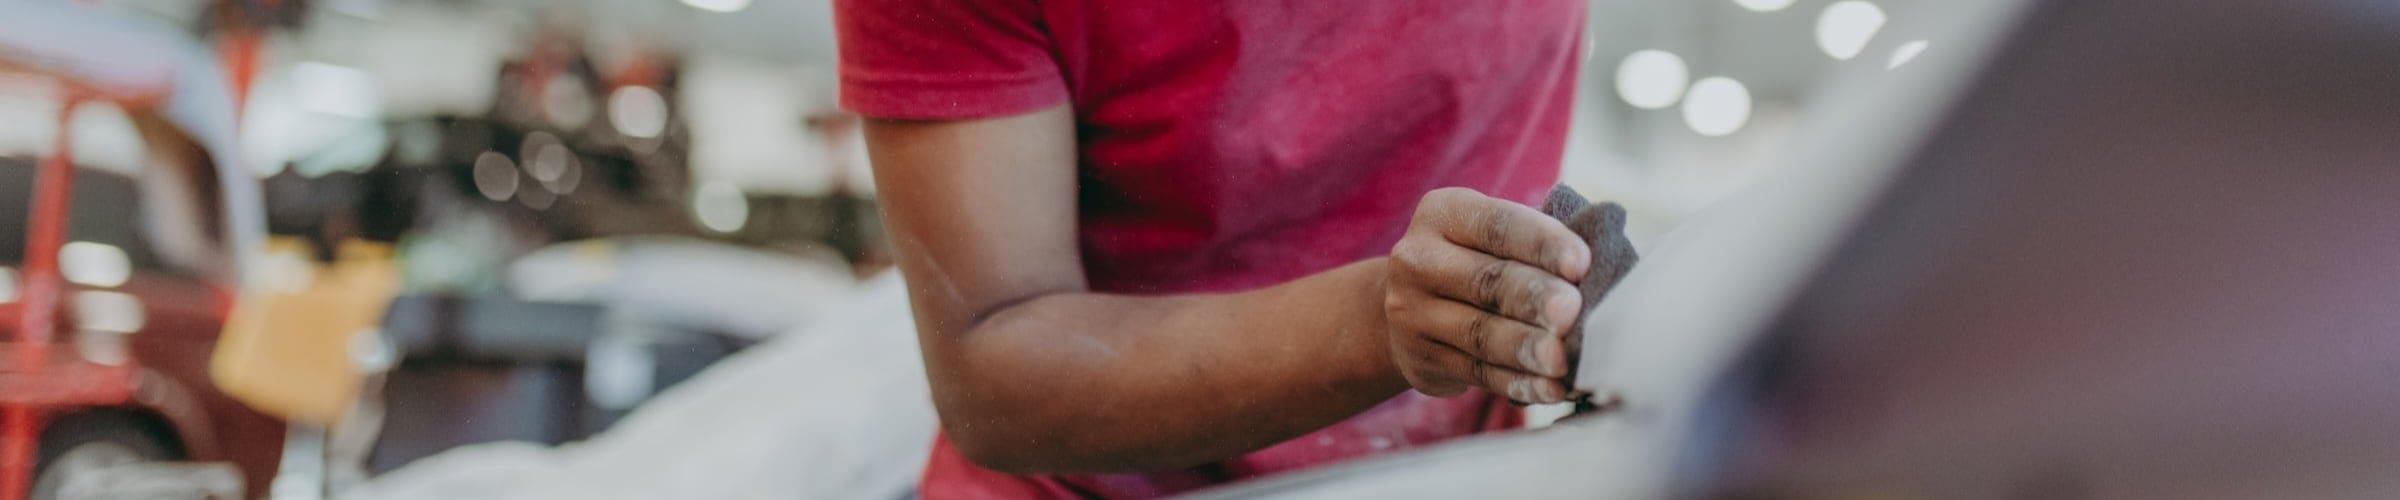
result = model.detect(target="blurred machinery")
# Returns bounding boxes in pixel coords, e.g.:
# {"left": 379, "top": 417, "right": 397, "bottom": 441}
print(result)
{"left": 236, "top": 17, "right": 880, "bottom": 485}
{"left": 0, "top": 4, "right": 279, "bottom": 499}
{"left": 8, "top": 1, "right": 890, "bottom": 498}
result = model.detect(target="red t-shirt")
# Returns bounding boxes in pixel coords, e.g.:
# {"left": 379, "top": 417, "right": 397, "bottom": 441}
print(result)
{"left": 836, "top": 0, "right": 1587, "bottom": 497}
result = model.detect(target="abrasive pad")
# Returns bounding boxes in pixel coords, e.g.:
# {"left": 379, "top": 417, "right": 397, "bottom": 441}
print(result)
{"left": 1537, "top": 185, "right": 1640, "bottom": 410}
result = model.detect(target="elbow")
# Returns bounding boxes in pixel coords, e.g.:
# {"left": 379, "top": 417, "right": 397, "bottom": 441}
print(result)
{"left": 945, "top": 421, "right": 1047, "bottom": 474}
{"left": 928, "top": 361, "right": 1064, "bottom": 473}
{"left": 943, "top": 410, "right": 1198, "bottom": 474}
{"left": 937, "top": 399, "right": 1146, "bottom": 474}
{"left": 927, "top": 374, "right": 1052, "bottom": 473}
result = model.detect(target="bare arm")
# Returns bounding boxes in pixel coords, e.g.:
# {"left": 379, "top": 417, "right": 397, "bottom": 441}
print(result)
{"left": 868, "top": 104, "right": 1588, "bottom": 474}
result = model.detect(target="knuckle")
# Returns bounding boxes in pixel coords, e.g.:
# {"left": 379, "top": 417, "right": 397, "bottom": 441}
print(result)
{"left": 1528, "top": 231, "right": 1558, "bottom": 270}
{"left": 1464, "top": 313, "right": 1494, "bottom": 356}
{"left": 1425, "top": 187, "right": 1470, "bottom": 204}
{"left": 1425, "top": 385, "right": 1465, "bottom": 397}
{"left": 1389, "top": 240, "right": 1428, "bottom": 271}
{"left": 1416, "top": 348, "right": 1443, "bottom": 369}
{"left": 1470, "top": 260, "right": 1509, "bottom": 309}
{"left": 1478, "top": 206, "right": 1512, "bottom": 250}
{"left": 1512, "top": 275, "right": 1550, "bottom": 321}
{"left": 1483, "top": 363, "right": 1521, "bottom": 393}
{"left": 1398, "top": 368, "right": 1433, "bottom": 390}
{"left": 1468, "top": 360, "right": 1502, "bottom": 388}
{"left": 1408, "top": 202, "right": 1435, "bottom": 225}
{"left": 1407, "top": 357, "right": 1452, "bottom": 391}
{"left": 1417, "top": 188, "right": 1463, "bottom": 216}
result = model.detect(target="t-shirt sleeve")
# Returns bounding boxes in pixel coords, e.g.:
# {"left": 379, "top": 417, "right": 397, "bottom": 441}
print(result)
{"left": 833, "top": 0, "right": 1069, "bottom": 120}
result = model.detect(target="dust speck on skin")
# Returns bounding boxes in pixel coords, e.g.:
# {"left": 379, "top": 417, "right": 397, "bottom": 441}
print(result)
{"left": 1369, "top": 437, "right": 1393, "bottom": 450}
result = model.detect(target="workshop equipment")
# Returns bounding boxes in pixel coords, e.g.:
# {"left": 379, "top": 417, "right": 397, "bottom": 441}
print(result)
{"left": 0, "top": 3, "right": 274, "bottom": 498}
{"left": 366, "top": 295, "right": 605, "bottom": 473}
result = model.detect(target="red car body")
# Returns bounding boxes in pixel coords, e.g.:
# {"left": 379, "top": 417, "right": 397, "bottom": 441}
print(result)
{"left": 2, "top": 157, "right": 284, "bottom": 498}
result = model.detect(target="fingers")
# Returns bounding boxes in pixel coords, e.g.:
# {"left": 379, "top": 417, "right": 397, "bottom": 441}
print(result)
{"left": 1416, "top": 188, "right": 1592, "bottom": 281}
{"left": 1390, "top": 236, "right": 1584, "bottom": 336}
{"left": 1383, "top": 277, "right": 1571, "bottom": 404}
{"left": 1395, "top": 335, "right": 1569, "bottom": 404}
{"left": 1387, "top": 187, "right": 1597, "bottom": 405}
{"left": 1400, "top": 297, "right": 1568, "bottom": 378}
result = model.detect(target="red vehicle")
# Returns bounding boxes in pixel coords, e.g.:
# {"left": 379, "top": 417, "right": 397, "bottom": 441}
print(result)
{"left": 0, "top": 4, "right": 282, "bottom": 499}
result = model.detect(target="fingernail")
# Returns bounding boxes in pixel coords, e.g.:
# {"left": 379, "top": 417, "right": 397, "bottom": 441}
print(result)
{"left": 1508, "top": 379, "right": 1535, "bottom": 403}
{"left": 1539, "top": 382, "right": 1565, "bottom": 403}
{"left": 1518, "top": 338, "right": 1544, "bottom": 376}
{"left": 1518, "top": 337, "right": 1562, "bottom": 377}
{"left": 1558, "top": 243, "right": 1591, "bottom": 278}
{"left": 1544, "top": 284, "right": 1581, "bottom": 334}
{"left": 1537, "top": 338, "right": 1564, "bottom": 377}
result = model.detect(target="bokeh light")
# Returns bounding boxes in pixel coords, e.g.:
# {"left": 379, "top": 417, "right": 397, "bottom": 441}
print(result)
{"left": 1889, "top": 40, "right": 1930, "bottom": 69}
{"left": 1682, "top": 77, "right": 1753, "bottom": 137}
{"left": 72, "top": 290, "right": 145, "bottom": 334}
{"left": 610, "top": 86, "right": 671, "bottom": 139}
{"left": 473, "top": 151, "right": 521, "bottom": 201}
{"left": 694, "top": 181, "right": 750, "bottom": 233}
{"left": 682, "top": 0, "right": 752, "bottom": 13}
{"left": 531, "top": 143, "right": 573, "bottom": 183}
{"left": 0, "top": 267, "right": 19, "bottom": 302}
{"left": 60, "top": 241, "right": 131, "bottom": 288}
{"left": 1616, "top": 50, "right": 1692, "bottom": 110}
{"left": 1733, "top": 0, "right": 1798, "bottom": 12}
{"left": 1816, "top": 1, "right": 1889, "bottom": 61}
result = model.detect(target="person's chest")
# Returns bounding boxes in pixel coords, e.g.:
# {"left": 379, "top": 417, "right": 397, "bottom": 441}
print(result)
{"left": 1048, "top": 0, "right": 1586, "bottom": 292}
{"left": 1041, "top": 0, "right": 1586, "bottom": 165}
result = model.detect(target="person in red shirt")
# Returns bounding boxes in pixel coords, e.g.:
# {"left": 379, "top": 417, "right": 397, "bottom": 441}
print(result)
{"left": 835, "top": 0, "right": 1593, "bottom": 497}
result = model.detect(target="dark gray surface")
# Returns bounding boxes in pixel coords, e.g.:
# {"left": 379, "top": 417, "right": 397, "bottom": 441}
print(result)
{"left": 1711, "top": 0, "right": 2400, "bottom": 497}
{"left": 370, "top": 295, "right": 606, "bottom": 472}
{"left": 0, "top": 158, "right": 172, "bottom": 272}
{"left": 368, "top": 295, "right": 753, "bottom": 473}
{"left": 368, "top": 362, "right": 593, "bottom": 473}
{"left": 381, "top": 295, "right": 603, "bottom": 362}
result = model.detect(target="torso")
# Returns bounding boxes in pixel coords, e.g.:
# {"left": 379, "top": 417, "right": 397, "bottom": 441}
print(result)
{"left": 922, "top": 1, "right": 1588, "bottom": 497}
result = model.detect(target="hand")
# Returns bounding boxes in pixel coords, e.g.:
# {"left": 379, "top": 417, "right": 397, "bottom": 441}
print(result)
{"left": 1383, "top": 187, "right": 1591, "bottom": 404}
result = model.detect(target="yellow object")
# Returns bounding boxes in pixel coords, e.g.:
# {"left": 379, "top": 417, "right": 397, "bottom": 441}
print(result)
{"left": 211, "top": 238, "right": 400, "bottom": 425}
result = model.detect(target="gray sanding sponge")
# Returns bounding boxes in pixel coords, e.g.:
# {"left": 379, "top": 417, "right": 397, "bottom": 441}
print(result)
{"left": 1537, "top": 185, "right": 1640, "bottom": 401}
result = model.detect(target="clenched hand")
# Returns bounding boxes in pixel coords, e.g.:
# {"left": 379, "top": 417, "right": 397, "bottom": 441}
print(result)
{"left": 1383, "top": 187, "right": 1590, "bottom": 405}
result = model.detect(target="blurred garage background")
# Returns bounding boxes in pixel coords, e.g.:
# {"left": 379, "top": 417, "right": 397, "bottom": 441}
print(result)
{"left": 0, "top": 0, "right": 1948, "bottom": 498}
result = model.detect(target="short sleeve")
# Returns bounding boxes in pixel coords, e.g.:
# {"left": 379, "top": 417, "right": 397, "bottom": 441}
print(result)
{"left": 833, "top": 0, "right": 1070, "bottom": 120}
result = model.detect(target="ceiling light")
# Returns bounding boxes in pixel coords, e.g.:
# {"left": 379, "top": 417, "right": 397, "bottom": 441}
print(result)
{"left": 1734, "top": 0, "right": 1797, "bottom": 12}
{"left": 293, "top": 62, "right": 380, "bottom": 119}
{"left": 682, "top": 0, "right": 751, "bottom": 13}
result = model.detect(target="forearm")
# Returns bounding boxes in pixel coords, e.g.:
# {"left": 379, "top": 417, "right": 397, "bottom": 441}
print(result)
{"left": 924, "top": 258, "right": 1409, "bottom": 473}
